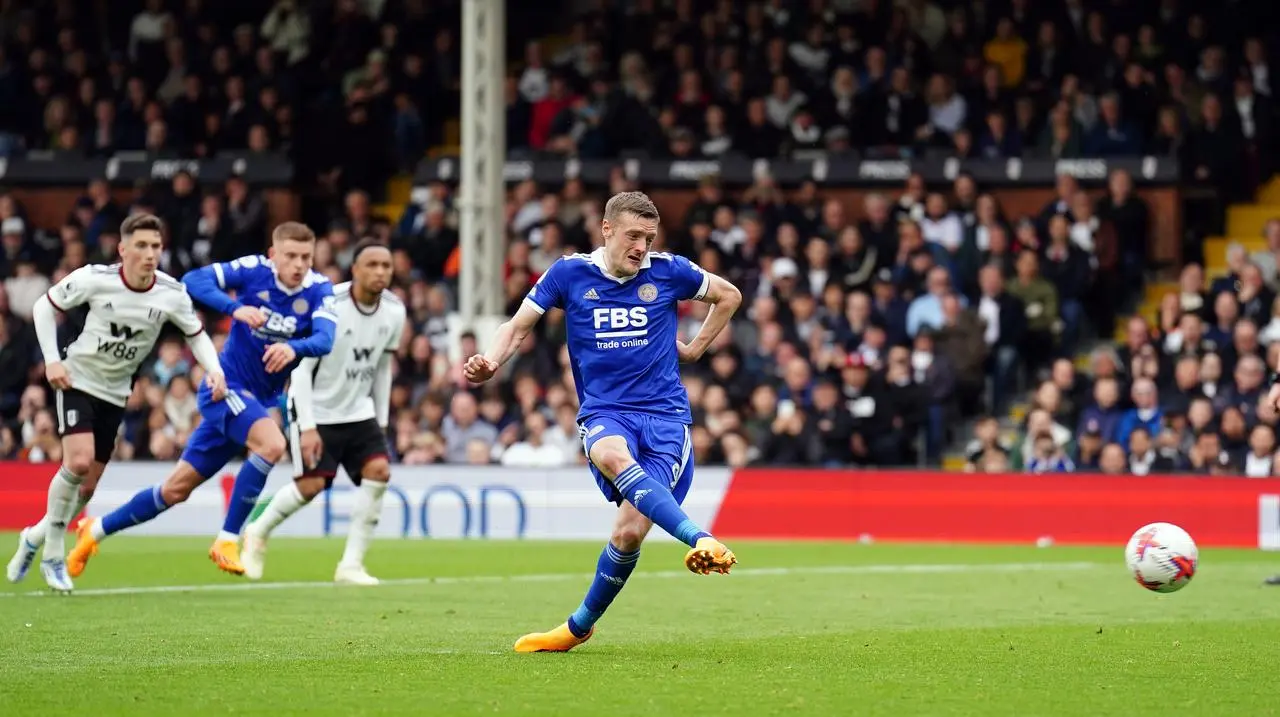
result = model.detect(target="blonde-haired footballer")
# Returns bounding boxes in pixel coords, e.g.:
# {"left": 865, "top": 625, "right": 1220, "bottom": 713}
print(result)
{"left": 241, "top": 240, "right": 405, "bottom": 585}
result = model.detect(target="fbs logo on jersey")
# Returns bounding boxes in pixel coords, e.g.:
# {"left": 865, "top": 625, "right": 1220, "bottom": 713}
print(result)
{"left": 257, "top": 308, "right": 299, "bottom": 336}
{"left": 592, "top": 307, "right": 650, "bottom": 349}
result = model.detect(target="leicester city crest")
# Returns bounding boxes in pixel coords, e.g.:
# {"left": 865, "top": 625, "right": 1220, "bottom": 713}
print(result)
{"left": 638, "top": 283, "right": 658, "bottom": 302}
{"left": 293, "top": 297, "right": 309, "bottom": 314}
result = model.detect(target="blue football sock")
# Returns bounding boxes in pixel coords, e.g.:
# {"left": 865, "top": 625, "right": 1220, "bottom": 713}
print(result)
{"left": 612, "top": 464, "right": 711, "bottom": 548}
{"left": 101, "top": 485, "right": 169, "bottom": 537}
{"left": 220, "top": 453, "right": 274, "bottom": 536}
{"left": 566, "top": 542, "right": 640, "bottom": 638}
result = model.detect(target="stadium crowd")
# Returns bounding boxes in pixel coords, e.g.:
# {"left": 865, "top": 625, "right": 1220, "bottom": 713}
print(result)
{"left": 0, "top": 0, "right": 1277, "bottom": 476}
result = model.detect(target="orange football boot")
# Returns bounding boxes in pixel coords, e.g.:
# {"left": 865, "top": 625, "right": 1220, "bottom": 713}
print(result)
{"left": 65, "top": 518, "right": 100, "bottom": 578}
{"left": 513, "top": 622, "right": 594, "bottom": 653}
{"left": 208, "top": 539, "right": 245, "bottom": 576}
{"left": 684, "top": 537, "right": 737, "bottom": 575}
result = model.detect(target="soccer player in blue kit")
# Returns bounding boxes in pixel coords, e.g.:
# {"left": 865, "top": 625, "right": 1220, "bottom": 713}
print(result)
{"left": 464, "top": 191, "right": 744, "bottom": 652}
{"left": 67, "top": 222, "right": 337, "bottom": 577}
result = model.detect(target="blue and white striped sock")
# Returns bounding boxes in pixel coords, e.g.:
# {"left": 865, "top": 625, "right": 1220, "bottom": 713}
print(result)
{"left": 612, "top": 463, "right": 711, "bottom": 547}
{"left": 98, "top": 484, "right": 169, "bottom": 540}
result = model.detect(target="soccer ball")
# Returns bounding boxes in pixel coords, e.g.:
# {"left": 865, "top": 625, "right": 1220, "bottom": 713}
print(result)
{"left": 1124, "top": 522, "right": 1198, "bottom": 593}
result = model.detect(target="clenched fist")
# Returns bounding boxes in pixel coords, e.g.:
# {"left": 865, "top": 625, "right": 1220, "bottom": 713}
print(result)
{"left": 463, "top": 354, "right": 499, "bottom": 384}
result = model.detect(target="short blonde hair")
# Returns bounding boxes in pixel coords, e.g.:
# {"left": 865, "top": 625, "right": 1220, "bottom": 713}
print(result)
{"left": 603, "top": 191, "right": 659, "bottom": 224}
{"left": 272, "top": 221, "right": 316, "bottom": 244}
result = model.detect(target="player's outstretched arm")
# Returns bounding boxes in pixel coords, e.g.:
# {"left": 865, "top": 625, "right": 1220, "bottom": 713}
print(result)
{"left": 464, "top": 302, "right": 542, "bottom": 384}
{"left": 287, "top": 294, "right": 338, "bottom": 359}
{"left": 184, "top": 261, "right": 271, "bottom": 328}
{"left": 677, "top": 271, "right": 742, "bottom": 363}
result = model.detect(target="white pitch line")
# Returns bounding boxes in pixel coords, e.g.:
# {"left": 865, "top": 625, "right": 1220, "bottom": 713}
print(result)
{"left": 0, "top": 561, "right": 1101, "bottom": 599}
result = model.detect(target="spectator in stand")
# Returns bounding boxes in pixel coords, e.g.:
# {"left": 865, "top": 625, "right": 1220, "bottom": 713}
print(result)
{"left": 1006, "top": 251, "right": 1058, "bottom": 374}
{"left": 1116, "top": 378, "right": 1164, "bottom": 452}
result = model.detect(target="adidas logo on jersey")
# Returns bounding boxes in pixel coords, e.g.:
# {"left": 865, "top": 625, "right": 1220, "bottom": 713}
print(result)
{"left": 583, "top": 288, "right": 599, "bottom": 300}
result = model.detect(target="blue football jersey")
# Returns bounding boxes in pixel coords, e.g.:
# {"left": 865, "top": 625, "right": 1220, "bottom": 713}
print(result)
{"left": 523, "top": 248, "right": 709, "bottom": 424}
{"left": 184, "top": 254, "right": 337, "bottom": 401}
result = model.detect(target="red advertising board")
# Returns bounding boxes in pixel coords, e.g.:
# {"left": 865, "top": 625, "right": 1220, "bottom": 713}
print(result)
{"left": 0, "top": 462, "right": 65, "bottom": 530}
{"left": 710, "top": 469, "right": 1280, "bottom": 548}
{"left": 0, "top": 463, "right": 239, "bottom": 531}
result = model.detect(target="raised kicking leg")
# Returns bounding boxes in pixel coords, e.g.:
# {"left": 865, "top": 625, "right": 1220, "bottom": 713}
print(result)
{"left": 588, "top": 436, "right": 735, "bottom": 574}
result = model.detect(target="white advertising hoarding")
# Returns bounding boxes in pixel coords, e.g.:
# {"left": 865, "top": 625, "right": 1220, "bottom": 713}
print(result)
{"left": 84, "top": 463, "right": 733, "bottom": 540}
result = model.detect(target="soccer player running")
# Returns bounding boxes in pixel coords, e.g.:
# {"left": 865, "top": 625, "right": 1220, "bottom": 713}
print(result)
{"left": 67, "top": 222, "right": 337, "bottom": 577}
{"left": 465, "top": 191, "right": 743, "bottom": 652}
{"left": 5, "top": 214, "right": 226, "bottom": 592}
{"left": 240, "top": 241, "right": 405, "bottom": 585}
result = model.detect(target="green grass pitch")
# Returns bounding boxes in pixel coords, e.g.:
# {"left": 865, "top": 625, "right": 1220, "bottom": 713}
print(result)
{"left": 2, "top": 537, "right": 1280, "bottom": 716}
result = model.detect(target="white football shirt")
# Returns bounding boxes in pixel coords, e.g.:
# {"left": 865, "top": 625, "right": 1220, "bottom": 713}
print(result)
{"left": 47, "top": 264, "right": 204, "bottom": 406}
{"left": 292, "top": 281, "right": 405, "bottom": 426}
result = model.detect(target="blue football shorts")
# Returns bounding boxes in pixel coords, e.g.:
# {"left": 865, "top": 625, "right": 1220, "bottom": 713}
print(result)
{"left": 579, "top": 411, "right": 694, "bottom": 506}
{"left": 181, "top": 383, "right": 275, "bottom": 479}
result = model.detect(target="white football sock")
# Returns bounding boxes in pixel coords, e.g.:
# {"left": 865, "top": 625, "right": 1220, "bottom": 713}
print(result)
{"left": 253, "top": 482, "right": 310, "bottom": 536}
{"left": 43, "top": 467, "right": 83, "bottom": 559}
{"left": 27, "top": 516, "right": 47, "bottom": 547}
{"left": 340, "top": 480, "right": 387, "bottom": 568}
{"left": 25, "top": 485, "right": 87, "bottom": 547}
